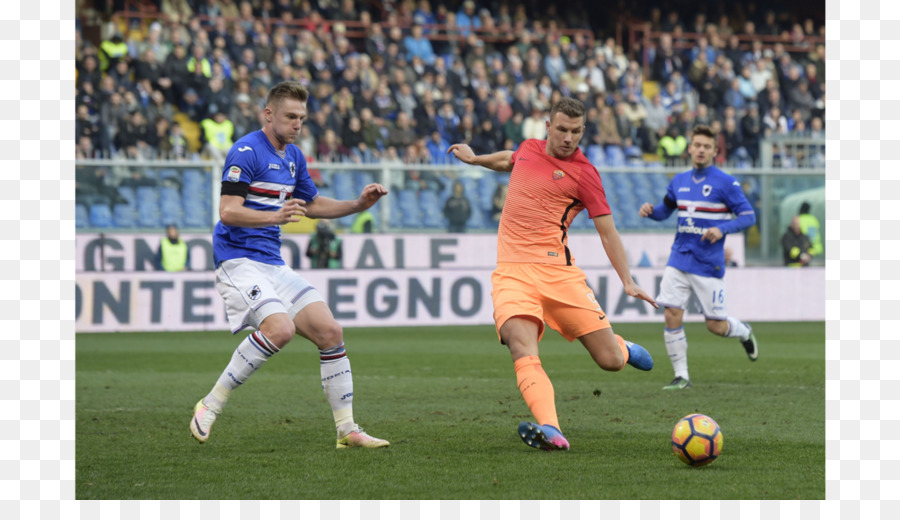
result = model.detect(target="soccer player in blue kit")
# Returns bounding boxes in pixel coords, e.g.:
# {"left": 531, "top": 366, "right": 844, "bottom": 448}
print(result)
{"left": 639, "top": 125, "right": 759, "bottom": 390}
{"left": 189, "top": 82, "right": 391, "bottom": 447}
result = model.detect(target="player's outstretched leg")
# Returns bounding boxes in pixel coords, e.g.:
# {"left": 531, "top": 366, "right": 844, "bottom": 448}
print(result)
{"left": 189, "top": 399, "right": 219, "bottom": 443}
{"left": 624, "top": 340, "right": 654, "bottom": 371}
{"left": 741, "top": 322, "right": 759, "bottom": 361}
{"left": 518, "top": 422, "right": 570, "bottom": 451}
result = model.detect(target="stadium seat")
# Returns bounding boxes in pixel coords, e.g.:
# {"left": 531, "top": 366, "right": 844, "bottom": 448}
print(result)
{"left": 586, "top": 145, "right": 606, "bottom": 166}
{"left": 419, "top": 189, "right": 444, "bottom": 229}
{"left": 89, "top": 203, "right": 113, "bottom": 228}
{"left": 136, "top": 186, "right": 161, "bottom": 228}
{"left": 477, "top": 175, "right": 498, "bottom": 212}
{"left": 113, "top": 203, "right": 136, "bottom": 228}
{"left": 398, "top": 189, "right": 421, "bottom": 228}
{"left": 75, "top": 204, "right": 89, "bottom": 229}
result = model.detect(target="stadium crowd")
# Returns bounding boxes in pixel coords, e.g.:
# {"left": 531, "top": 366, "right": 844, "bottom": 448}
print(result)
{"left": 75, "top": 0, "right": 825, "bottom": 173}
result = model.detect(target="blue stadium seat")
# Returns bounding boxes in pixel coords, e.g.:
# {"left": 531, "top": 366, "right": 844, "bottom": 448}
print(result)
{"left": 477, "top": 175, "right": 498, "bottom": 212}
{"left": 112, "top": 203, "right": 135, "bottom": 228}
{"left": 419, "top": 189, "right": 444, "bottom": 229}
{"left": 352, "top": 171, "right": 376, "bottom": 193}
{"left": 75, "top": 204, "right": 89, "bottom": 229}
{"left": 117, "top": 186, "right": 136, "bottom": 206}
{"left": 605, "top": 146, "right": 626, "bottom": 167}
{"left": 586, "top": 145, "right": 606, "bottom": 166}
{"left": 136, "top": 186, "right": 161, "bottom": 228}
{"left": 398, "top": 189, "right": 421, "bottom": 228}
{"left": 89, "top": 204, "right": 113, "bottom": 228}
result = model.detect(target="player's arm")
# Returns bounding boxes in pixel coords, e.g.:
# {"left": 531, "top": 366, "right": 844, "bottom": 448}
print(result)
{"left": 219, "top": 185, "right": 307, "bottom": 227}
{"left": 638, "top": 195, "right": 677, "bottom": 221}
{"left": 593, "top": 214, "right": 659, "bottom": 309}
{"left": 305, "top": 183, "right": 389, "bottom": 219}
{"left": 701, "top": 182, "right": 757, "bottom": 244}
{"left": 447, "top": 143, "right": 513, "bottom": 172}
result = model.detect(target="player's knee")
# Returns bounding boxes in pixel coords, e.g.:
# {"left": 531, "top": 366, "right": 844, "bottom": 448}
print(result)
{"left": 600, "top": 350, "right": 626, "bottom": 371}
{"left": 705, "top": 320, "right": 727, "bottom": 336}
{"left": 259, "top": 319, "right": 296, "bottom": 348}
{"left": 312, "top": 320, "right": 344, "bottom": 349}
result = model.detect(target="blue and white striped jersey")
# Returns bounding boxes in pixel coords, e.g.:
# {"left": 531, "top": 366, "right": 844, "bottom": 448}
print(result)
{"left": 656, "top": 165, "right": 754, "bottom": 278}
{"left": 213, "top": 130, "right": 319, "bottom": 266}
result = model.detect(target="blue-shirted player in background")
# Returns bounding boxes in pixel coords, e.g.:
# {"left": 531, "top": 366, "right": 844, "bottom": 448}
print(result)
{"left": 190, "top": 82, "right": 391, "bottom": 448}
{"left": 639, "top": 124, "right": 759, "bottom": 390}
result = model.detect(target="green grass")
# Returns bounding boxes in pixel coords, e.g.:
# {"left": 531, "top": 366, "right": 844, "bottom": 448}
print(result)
{"left": 76, "top": 322, "right": 824, "bottom": 500}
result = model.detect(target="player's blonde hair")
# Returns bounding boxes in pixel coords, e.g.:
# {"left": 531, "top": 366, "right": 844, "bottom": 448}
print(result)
{"left": 266, "top": 81, "right": 309, "bottom": 111}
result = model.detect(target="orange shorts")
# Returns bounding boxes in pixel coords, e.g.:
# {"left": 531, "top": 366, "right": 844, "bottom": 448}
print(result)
{"left": 491, "top": 263, "right": 611, "bottom": 343}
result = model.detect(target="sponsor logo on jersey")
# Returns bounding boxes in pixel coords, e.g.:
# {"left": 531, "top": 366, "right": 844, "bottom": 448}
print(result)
{"left": 268, "top": 163, "right": 281, "bottom": 169}
{"left": 552, "top": 169, "right": 565, "bottom": 180}
{"left": 677, "top": 216, "right": 707, "bottom": 235}
{"left": 238, "top": 146, "right": 252, "bottom": 152}
{"left": 702, "top": 184, "right": 713, "bottom": 197}
{"left": 678, "top": 186, "right": 691, "bottom": 192}
{"left": 247, "top": 285, "right": 261, "bottom": 300}
{"left": 279, "top": 187, "right": 289, "bottom": 203}
{"left": 227, "top": 165, "right": 241, "bottom": 182}
{"left": 290, "top": 161, "right": 296, "bottom": 178}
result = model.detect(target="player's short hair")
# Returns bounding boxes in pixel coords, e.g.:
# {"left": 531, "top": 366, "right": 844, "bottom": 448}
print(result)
{"left": 549, "top": 97, "right": 586, "bottom": 125}
{"left": 691, "top": 124, "right": 717, "bottom": 144}
{"left": 266, "top": 81, "right": 309, "bottom": 111}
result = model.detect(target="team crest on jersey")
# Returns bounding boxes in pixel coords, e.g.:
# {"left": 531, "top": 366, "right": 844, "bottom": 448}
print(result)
{"left": 552, "top": 169, "right": 565, "bottom": 180}
{"left": 702, "top": 184, "right": 713, "bottom": 197}
{"left": 247, "top": 285, "right": 261, "bottom": 300}
{"left": 227, "top": 165, "right": 241, "bottom": 182}
{"left": 290, "top": 162, "right": 296, "bottom": 178}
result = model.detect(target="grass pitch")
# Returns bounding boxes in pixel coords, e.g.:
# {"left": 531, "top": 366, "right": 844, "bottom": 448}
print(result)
{"left": 76, "top": 322, "right": 824, "bottom": 500}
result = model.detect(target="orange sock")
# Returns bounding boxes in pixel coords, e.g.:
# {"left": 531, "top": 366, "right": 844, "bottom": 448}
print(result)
{"left": 513, "top": 356, "right": 559, "bottom": 429}
{"left": 614, "top": 334, "right": 630, "bottom": 371}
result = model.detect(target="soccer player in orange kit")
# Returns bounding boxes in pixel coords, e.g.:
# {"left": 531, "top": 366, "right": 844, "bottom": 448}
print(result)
{"left": 448, "top": 97, "right": 658, "bottom": 451}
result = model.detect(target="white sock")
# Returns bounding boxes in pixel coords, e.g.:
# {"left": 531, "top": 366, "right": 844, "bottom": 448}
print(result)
{"left": 724, "top": 317, "right": 750, "bottom": 342}
{"left": 320, "top": 343, "right": 355, "bottom": 436}
{"left": 204, "top": 331, "right": 280, "bottom": 412}
{"left": 664, "top": 327, "right": 689, "bottom": 381}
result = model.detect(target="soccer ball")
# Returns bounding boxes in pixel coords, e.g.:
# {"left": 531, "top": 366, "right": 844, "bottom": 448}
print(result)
{"left": 671, "top": 413, "right": 723, "bottom": 467}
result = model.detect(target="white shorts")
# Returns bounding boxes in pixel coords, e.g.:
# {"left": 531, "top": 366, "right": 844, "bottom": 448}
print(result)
{"left": 656, "top": 266, "right": 728, "bottom": 320}
{"left": 215, "top": 257, "right": 326, "bottom": 333}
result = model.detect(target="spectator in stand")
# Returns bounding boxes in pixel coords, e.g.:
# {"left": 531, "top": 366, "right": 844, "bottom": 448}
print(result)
{"left": 652, "top": 33, "right": 683, "bottom": 84}
{"left": 781, "top": 216, "right": 814, "bottom": 267}
{"left": 722, "top": 117, "right": 745, "bottom": 162}
{"left": 723, "top": 77, "right": 747, "bottom": 112}
{"left": 443, "top": 180, "right": 473, "bottom": 233}
{"left": 358, "top": 107, "right": 382, "bottom": 151}
{"left": 317, "top": 128, "right": 349, "bottom": 162}
{"left": 763, "top": 106, "right": 789, "bottom": 136}
{"left": 426, "top": 131, "right": 451, "bottom": 165}
{"left": 456, "top": 0, "right": 482, "bottom": 37}
{"left": 200, "top": 109, "right": 235, "bottom": 161}
{"left": 470, "top": 117, "right": 503, "bottom": 155}
{"left": 660, "top": 79, "right": 685, "bottom": 117}
{"left": 657, "top": 124, "right": 687, "bottom": 165}
{"left": 404, "top": 22, "right": 436, "bottom": 66}
{"left": 596, "top": 105, "right": 623, "bottom": 147}
{"left": 543, "top": 45, "right": 566, "bottom": 86}
{"left": 386, "top": 111, "right": 417, "bottom": 151}
{"left": 522, "top": 106, "right": 547, "bottom": 141}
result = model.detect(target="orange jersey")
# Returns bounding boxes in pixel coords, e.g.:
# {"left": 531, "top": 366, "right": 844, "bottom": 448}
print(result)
{"left": 497, "top": 139, "right": 611, "bottom": 265}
